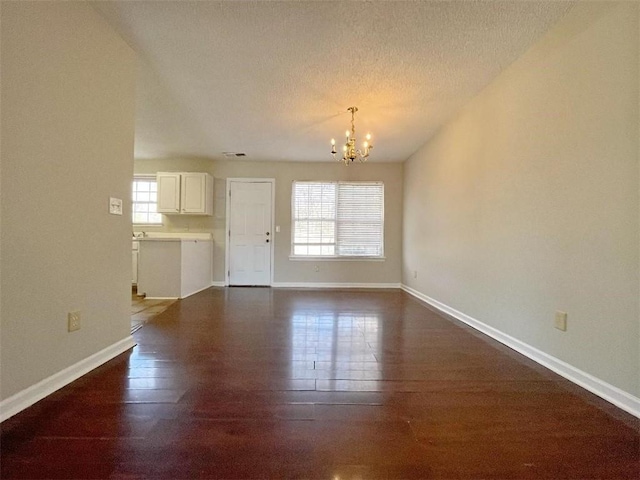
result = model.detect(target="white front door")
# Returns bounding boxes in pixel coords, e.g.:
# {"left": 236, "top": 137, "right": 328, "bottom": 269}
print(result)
{"left": 228, "top": 180, "right": 273, "bottom": 286}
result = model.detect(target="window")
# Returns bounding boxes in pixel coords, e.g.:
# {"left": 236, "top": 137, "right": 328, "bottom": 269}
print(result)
{"left": 132, "top": 176, "right": 162, "bottom": 224}
{"left": 292, "top": 181, "right": 384, "bottom": 258}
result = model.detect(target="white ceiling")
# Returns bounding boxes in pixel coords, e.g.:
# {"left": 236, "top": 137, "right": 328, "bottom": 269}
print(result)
{"left": 93, "top": 1, "right": 574, "bottom": 163}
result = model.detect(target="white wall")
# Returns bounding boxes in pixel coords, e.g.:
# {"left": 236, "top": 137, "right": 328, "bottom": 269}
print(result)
{"left": 403, "top": 2, "right": 639, "bottom": 399}
{"left": 135, "top": 159, "right": 403, "bottom": 286}
{"left": 1, "top": 2, "right": 136, "bottom": 402}
{"left": 215, "top": 160, "right": 403, "bottom": 286}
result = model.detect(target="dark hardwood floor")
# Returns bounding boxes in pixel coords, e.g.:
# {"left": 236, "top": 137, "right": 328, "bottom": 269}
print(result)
{"left": 1, "top": 288, "right": 638, "bottom": 479}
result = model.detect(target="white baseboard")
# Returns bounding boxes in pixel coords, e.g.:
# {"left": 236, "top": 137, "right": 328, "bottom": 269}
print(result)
{"left": 272, "top": 282, "right": 401, "bottom": 289}
{"left": 0, "top": 336, "right": 136, "bottom": 422}
{"left": 144, "top": 282, "right": 221, "bottom": 300}
{"left": 401, "top": 284, "right": 640, "bottom": 419}
{"left": 181, "top": 283, "right": 217, "bottom": 299}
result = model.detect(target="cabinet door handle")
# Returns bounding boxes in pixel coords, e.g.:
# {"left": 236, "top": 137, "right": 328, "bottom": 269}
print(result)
{"left": 266, "top": 239, "right": 270, "bottom": 243}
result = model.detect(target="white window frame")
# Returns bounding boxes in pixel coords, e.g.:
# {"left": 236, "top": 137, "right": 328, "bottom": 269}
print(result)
{"left": 290, "top": 181, "right": 384, "bottom": 260}
{"left": 132, "top": 175, "right": 163, "bottom": 225}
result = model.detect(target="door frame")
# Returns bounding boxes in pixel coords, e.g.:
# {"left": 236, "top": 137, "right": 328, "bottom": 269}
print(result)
{"left": 225, "top": 178, "right": 276, "bottom": 287}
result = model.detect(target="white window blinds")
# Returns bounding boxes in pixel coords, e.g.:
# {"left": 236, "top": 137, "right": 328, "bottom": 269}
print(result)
{"left": 292, "top": 182, "right": 336, "bottom": 256}
{"left": 292, "top": 181, "right": 384, "bottom": 258}
{"left": 336, "top": 182, "right": 384, "bottom": 257}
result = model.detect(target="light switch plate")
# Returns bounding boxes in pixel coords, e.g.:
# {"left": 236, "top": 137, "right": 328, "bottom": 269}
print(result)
{"left": 109, "top": 197, "right": 123, "bottom": 215}
{"left": 554, "top": 311, "right": 567, "bottom": 331}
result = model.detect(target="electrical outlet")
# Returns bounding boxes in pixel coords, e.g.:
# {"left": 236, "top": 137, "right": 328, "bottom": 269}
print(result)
{"left": 68, "top": 311, "right": 81, "bottom": 332}
{"left": 554, "top": 311, "right": 567, "bottom": 331}
{"left": 314, "top": 265, "right": 319, "bottom": 273}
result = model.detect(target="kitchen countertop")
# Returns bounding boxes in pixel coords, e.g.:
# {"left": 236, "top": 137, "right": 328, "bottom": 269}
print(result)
{"left": 134, "top": 233, "right": 212, "bottom": 242}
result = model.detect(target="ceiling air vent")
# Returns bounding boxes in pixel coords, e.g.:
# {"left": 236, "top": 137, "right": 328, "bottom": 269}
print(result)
{"left": 222, "top": 152, "right": 247, "bottom": 158}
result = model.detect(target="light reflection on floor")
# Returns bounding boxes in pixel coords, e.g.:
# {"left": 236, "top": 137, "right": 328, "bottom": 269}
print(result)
{"left": 290, "top": 311, "right": 382, "bottom": 384}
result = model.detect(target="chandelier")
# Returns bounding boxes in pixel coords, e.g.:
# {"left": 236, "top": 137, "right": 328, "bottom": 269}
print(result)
{"left": 331, "top": 106, "right": 373, "bottom": 165}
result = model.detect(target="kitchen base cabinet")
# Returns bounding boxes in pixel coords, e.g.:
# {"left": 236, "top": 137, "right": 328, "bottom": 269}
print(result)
{"left": 137, "top": 236, "right": 212, "bottom": 299}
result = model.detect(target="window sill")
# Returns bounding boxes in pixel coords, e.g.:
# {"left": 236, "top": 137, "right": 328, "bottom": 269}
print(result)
{"left": 289, "top": 256, "right": 385, "bottom": 262}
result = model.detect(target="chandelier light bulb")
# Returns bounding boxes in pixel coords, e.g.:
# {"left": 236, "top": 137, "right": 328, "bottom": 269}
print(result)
{"left": 345, "top": 130, "right": 350, "bottom": 138}
{"left": 366, "top": 133, "right": 371, "bottom": 141}
{"left": 331, "top": 138, "right": 335, "bottom": 145}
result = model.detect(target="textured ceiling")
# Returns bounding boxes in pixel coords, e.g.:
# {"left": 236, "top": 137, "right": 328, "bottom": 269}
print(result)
{"left": 93, "top": 1, "right": 574, "bottom": 163}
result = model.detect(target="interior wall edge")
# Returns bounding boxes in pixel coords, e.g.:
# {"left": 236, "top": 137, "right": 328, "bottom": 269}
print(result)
{"left": 401, "top": 284, "right": 640, "bottom": 419}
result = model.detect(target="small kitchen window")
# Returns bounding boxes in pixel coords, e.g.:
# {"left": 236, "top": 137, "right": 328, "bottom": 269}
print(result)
{"left": 132, "top": 175, "right": 162, "bottom": 225}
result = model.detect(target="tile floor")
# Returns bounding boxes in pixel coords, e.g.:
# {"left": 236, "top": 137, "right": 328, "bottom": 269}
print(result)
{"left": 131, "top": 288, "right": 176, "bottom": 333}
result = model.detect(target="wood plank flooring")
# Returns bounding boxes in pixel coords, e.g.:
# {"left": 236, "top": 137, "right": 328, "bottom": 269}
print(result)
{"left": 1, "top": 287, "right": 638, "bottom": 479}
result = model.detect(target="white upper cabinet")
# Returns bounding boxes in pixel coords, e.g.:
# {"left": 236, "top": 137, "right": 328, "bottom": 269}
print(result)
{"left": 157, "top": 173, "right": 181, "bottom": 213}
{"left": 157, "top": 172, "right": 213, "bottom": 215}
{"left": 181, "top": 173, "right": 211, "bottom": 214}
